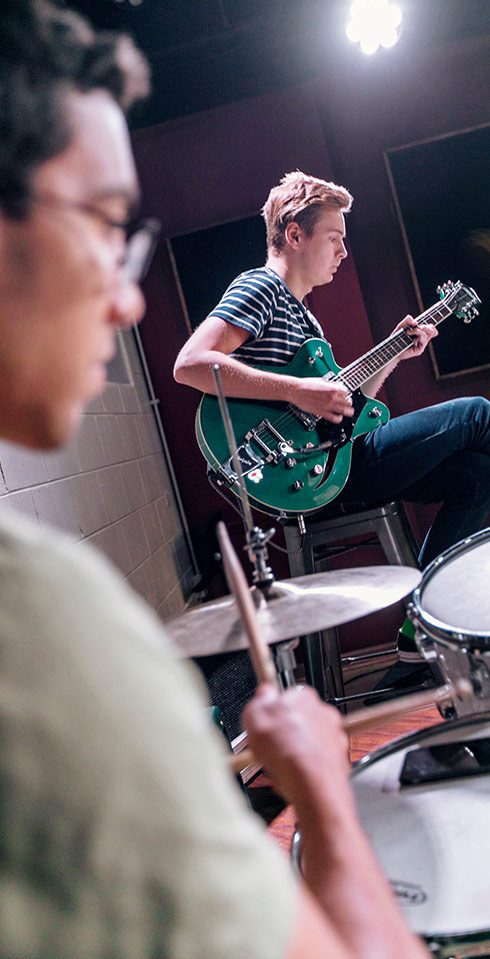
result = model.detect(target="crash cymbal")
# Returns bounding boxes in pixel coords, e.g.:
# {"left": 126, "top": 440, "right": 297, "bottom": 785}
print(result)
{"left": 165, "top": 566, "right": 422, "bottom": 658}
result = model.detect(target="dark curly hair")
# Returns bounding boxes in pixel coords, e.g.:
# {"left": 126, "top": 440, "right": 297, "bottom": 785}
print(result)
{"left": 0, "top": 0, "right": 149, "bottom": 218}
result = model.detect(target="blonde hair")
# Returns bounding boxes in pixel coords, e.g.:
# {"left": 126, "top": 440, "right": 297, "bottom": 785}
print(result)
{"left": 262, "top": 171, "right": 353, "bottom": 251}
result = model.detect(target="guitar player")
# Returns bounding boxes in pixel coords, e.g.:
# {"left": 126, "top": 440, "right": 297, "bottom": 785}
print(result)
{"left": 174, "top": 171, "right": 490, "bottom": 683}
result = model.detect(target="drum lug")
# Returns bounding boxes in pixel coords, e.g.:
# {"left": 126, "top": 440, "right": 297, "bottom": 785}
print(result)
{"left": 425, "top": 943, "right": 439, "bottom": 956}
{"left": 469, "top": 651, "right": 490, "bottom": 699}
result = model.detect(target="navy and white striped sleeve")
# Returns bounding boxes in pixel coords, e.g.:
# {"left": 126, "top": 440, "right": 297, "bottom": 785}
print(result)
{"left": 208, "top": 271, "right": 276, "bottom": 340}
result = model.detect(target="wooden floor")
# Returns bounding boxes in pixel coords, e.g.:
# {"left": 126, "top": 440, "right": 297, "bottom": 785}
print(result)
{"left": 249, "top": 704, "right": 442, "bottom": 853}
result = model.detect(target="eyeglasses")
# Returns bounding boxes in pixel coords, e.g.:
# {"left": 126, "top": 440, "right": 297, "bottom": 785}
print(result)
{"left": 121, "top": 217, "right": 161, "bottom": 284}
{"left": 30, "top": 195, "right": 161, "bottom": 284}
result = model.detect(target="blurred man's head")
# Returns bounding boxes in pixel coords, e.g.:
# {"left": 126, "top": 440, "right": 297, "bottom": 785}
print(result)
{"left": 0, "top": 1, "right": 149, "bottom": 449}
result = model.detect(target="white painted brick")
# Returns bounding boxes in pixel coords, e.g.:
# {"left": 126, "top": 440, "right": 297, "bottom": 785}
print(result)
{"left": 32, "top": 479, "right": 80, "bottom": 538}
{"left": 102, "top": 384, "right": 125, "bottom": 414}
{"left": 44, "top": 439, "right": 81, "bottom": 481}
{"left": 98, "top": 465, "right": 131, "bottom": 523}
{"left": 87, "top": 521, "right": 132, "bottom": 577}
{"left": 0, "top": 442, "right": 48, "bottom": 491}
{"left": 121, "top": 510, "right": 150, "bottom": 568}
{"left": 75, "top": 416, "right": 106, "bottom": 471}
{"left": 2, "top": 489, "right": 40, "bottom": 526}
{"left": 70, "top": 473, "right": 109, "bottom": 536}
{"left": 120, "top": 460, "right": 148, "bottom": 510}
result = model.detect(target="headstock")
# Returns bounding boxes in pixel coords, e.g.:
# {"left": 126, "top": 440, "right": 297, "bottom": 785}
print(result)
{"left": 437, "top": 280, "right": 481, "bottom": 324}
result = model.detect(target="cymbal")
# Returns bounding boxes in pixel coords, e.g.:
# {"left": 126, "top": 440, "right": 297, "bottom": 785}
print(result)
{"left": 165, "top": 566, "right": 422, "bottom": 658}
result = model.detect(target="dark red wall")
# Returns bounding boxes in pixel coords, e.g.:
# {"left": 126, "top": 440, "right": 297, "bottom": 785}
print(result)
{"left": 132, "top": 34, "right": 490, "bottom": 641}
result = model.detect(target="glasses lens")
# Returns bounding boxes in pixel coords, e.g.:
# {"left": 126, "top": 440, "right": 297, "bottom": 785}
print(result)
{"left": 123, "top": 218, "right": 161, "bottom": 284}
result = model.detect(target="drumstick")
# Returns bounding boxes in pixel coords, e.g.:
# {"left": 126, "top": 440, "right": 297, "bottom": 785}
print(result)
{"left": 227, "top": 678, "right": 472, "bottom": 774}
{"left": 343, "top": 677, "right": 471, "bottom": 731}
{"left": 217, "top": 521, "right": 279, "bottom": 688}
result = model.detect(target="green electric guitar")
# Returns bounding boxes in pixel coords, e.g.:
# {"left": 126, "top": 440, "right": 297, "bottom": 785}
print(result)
{"left": 196, "top": 281, "right": 480, "bottom": 518}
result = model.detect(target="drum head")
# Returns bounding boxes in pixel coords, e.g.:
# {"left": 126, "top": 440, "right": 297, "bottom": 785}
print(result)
{"left": 414, "top": 531, "right": 490, "bottom": 644}
{"left": 352, "top": 714, "right": 490, "bottom": 947}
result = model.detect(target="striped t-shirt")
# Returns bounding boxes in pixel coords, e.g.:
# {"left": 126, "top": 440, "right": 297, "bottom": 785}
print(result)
{"left": 208, "top": 266, "right": 324, "bottom": 366}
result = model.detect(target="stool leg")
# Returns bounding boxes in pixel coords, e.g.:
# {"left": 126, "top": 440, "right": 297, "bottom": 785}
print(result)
{"left": 300, "top": 632, "right": 329, "bottom": 701}
{"left": 376, "top": 507, "right": 419, "bottom": 567}
{"left": 322, "top": 628, "right": 347, "bottom": 706}
{"left": 284, "top": 523, "right": 315, "bottom": 577}
{"left": 299, "top": 629, "right": 346, "bottom": 706}
{"left": 285, "top": 523, "right": 334, "bottom": 701}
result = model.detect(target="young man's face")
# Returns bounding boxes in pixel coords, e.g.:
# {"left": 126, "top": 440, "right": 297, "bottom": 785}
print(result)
{"left": 0, "top": 89, "right": 145, "bottom": 450}
{"left": 299, "top": 207, "right": 348, "bottom": 288}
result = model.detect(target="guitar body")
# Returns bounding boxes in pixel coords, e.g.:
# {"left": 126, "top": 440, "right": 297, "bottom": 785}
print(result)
{"left": 196, "top": 338, "right": 390, "bottom": 518}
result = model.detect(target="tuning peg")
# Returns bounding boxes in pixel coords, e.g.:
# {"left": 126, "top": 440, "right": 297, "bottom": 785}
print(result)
{"left": 463, "top": 305, "right": 479, "bottom": 324}
{"left": 437, "top": 281, "right": 456, "bottom": 298}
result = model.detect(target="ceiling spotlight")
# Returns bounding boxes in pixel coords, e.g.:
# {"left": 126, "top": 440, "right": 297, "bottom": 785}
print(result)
{"left": 346, "top": 0, "right": 402, "bottom": 55}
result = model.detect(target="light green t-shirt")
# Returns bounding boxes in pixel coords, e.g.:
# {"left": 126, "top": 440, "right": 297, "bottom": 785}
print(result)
{"left": 0, "top": 508, "right": 296, "bottom": 958}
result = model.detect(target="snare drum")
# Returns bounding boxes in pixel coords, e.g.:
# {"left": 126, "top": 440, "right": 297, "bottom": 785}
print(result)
{"left": 410, "top": 528, "right": 490, "bottom": 717}
{"left": 292, "top": 714, "right": 490, "bottom": 958}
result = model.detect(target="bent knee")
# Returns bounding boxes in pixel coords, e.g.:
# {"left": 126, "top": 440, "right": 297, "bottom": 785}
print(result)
{"left": 456, "top": 395, "right": 490, "bottom": 416}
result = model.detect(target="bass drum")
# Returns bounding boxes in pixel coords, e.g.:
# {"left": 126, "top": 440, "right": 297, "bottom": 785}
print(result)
{"left": 292, "top": 714, "right": 490, "bottom": 958}
{"left": 410, "top": 528, "right": 490, "bottom": 717}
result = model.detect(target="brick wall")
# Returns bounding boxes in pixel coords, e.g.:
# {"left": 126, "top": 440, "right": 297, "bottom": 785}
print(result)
{"left": 0, "top": 330, "right": 198, "bottom": 621}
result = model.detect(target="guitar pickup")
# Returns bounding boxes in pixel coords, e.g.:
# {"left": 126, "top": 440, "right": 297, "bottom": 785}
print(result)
{"left": 287, "top": 404, "right": 319, "bottom": 430}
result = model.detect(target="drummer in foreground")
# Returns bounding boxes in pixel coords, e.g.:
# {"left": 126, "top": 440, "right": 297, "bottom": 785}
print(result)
{"left": 0, "top": 3, "right": 428, "bottom": 957}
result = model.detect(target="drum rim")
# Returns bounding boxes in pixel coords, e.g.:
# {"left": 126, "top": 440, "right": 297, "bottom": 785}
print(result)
{"left": 354, "top": 718, "right": 490, "bottom": 943}
{"left": 292, "top": 712, "right": 490, "bottom": 946}
{"left": 291, "top": 714, "right": 490, "bottom": 849}
{"left": 351, "top": 710, "right": 490, "bottom": 776}
{"left": 424, "top": 927, "right": 490, "bottom": 955}
{"left": 411, "top": 527, "right": 490, "bottom": 646}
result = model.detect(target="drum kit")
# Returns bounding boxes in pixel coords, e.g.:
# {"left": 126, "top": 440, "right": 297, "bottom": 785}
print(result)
{"left": 291, "top": 528, "right": 490, "bottom": 959}
{"left": 166, "top": 370, "right": 490, "bottom": 958}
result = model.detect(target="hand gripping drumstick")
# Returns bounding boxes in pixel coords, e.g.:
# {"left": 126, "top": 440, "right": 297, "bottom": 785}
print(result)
{"left": 228, "top": 679, "right": 472, "bottom": 774}
{"left": 217, "top": 521, "right": 279, "bottom": 688}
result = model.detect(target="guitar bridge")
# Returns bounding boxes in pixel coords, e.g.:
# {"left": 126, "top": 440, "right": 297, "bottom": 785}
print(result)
{"left": 245, "top": 420, "right": 294, "bottom": 464}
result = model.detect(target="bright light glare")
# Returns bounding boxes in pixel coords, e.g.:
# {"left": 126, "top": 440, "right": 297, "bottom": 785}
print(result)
{"left": 360, "top": 36, "right": 380, "bottom": 55}
{"left": 379, "top": 26, "right": 398, "bottom": 47}
{"left": 346, "top": 0, "right": 402, "bottom": 55}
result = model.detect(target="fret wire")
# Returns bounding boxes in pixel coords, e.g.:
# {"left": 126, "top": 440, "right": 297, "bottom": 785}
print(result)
{"left": 332, "top": 300, "right": 453, "bottom": 388}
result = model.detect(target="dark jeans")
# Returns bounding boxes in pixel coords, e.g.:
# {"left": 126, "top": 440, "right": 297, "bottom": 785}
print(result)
{"left": 338, "top": 397, "right": 490, "bottom": 568}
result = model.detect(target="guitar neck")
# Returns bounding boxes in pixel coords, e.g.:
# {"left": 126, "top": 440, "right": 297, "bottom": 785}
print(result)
{"left": 334, "top": 299, "right": 452, "bottom": 391}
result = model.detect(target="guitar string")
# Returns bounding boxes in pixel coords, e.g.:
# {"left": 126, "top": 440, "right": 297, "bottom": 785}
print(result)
{"left": 328, "top": 302, "right": 450, "bottom": 387}
{"left": 337, "top": 301, "right": 452, "bottom": 381}
{"left": 247, "top": 331, "right": 435, "bottom": 451}
{"left": 250, "top": 299, "right": 454, "bottom": 446}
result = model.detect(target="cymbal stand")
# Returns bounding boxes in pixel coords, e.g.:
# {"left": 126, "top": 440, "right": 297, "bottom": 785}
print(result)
{"left": 212, "top": 365, "right": 298, "bottom": 688}
{"left": 212, "top": 364, "right": 275, "bottom": 593}
{"left": 271, "top": 639, "right": 300, "bottom": 689}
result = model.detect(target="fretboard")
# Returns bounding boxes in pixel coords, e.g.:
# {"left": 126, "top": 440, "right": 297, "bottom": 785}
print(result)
{"left": 332, "top": 300, "right": 452, "bottom": 391}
